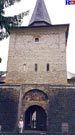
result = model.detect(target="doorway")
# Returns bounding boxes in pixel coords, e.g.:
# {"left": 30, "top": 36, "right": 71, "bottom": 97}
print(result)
{"left": 24, "top": 105, "right": 47, "bottom": 131}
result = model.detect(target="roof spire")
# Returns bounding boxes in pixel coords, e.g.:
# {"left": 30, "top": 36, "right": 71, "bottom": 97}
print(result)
{"left": 29, "top": 0, "right": 51, "bottom": 26}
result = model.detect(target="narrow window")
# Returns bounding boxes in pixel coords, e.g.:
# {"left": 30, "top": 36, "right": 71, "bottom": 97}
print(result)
{"left": 46, "top": 64, "right": 49, "bottom": 71}
{"left": 23, "top": 64, "right": 26, "bottom": 71}
{"left": 0, "top": 58, "right": 2, "bottom": 63}
{"left": 35, "top": 37, "right": 39, "bottom": 42}
{"left": 35, "top": 64, "right": 37, "bottom": 72}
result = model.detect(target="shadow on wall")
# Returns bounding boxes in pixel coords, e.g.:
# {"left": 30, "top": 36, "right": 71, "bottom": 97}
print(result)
{"left": 48, "top": 90, "right": 75, "bottom": 132}
{"left": 0, "top": 89, "right": 18, "bottom": 132}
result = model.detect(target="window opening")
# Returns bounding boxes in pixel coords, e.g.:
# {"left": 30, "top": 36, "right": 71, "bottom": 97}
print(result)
{"left": 35, "top": 38, "right": 39, "bottom": 42}
{"left": 0, "top": 58, "right": 2, "bottom": 63}
{"left": 35, "top": 64, "right": 37, "bottom": 72}
{"left": 46, "top": 64, "right": 49, "bottom": 71}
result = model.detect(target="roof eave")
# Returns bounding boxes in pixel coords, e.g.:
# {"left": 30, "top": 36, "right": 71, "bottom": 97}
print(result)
{"left": 29, "top": 21, "right": 52, "bottom": 27}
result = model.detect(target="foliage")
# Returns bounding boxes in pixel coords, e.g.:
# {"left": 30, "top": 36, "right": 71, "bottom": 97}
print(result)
{"left": 0, "top": 71, "right": 7, "bottom": 77}
{"left": 0, "top": 0, "right": 29, "bottom": 40}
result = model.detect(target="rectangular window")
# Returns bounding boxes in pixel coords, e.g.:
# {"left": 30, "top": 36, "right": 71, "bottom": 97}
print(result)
{"left": 35, "top": 64, "right": 37, "bottom": 72}
{"left": 46, "top": 64, "right": 49, "bottom": 71}
{"left": 61, "top": 123, "right": 69, "bottom": 133}
{"left": 35, "top": 37, "right": 39, "bottom": 42}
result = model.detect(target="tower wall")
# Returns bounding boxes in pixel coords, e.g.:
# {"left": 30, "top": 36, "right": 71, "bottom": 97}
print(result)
{"left": 6, "top": 26, "right": 67, "bottom": 85}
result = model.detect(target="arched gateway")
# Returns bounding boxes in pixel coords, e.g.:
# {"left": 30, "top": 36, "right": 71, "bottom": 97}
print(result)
{"left": 24, "top": 105, "right": 47, "bottom": 131}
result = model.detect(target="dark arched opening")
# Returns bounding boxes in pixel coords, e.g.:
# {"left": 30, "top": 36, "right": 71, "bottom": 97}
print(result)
{"left": 24, "top": 105, "right": 47, "bottom": 131}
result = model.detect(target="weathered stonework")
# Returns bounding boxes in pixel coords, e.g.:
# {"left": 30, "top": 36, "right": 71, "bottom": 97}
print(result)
{"left": 1, "top": 0, "right": 73, "bottom": 133}
{"left": 6, "top": 26, "right": 67, "bottom": 85}
{"left": 0, "top": 85, "right": 20, "bottom": 131}
{"left": 0, "top": 84, "right": 75, "bottom": 133}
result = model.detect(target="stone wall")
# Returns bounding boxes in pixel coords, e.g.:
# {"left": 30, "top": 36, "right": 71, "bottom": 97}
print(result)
{"left": 0, "top": 84, "right": 75, "bottom": 132}
{"left": 0, "top": 85, "right": 20, "bottom": 132}
{"left": 6, "top": 26, "right": 67, "bottom": 85}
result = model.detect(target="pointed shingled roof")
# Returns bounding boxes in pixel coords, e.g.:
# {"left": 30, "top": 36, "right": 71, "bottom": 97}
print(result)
{"left": 29, "top": 0, "right": 51, "bottom": 26}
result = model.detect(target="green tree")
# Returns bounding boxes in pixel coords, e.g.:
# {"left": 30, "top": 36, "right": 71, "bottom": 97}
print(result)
{"left": 0, "top": 0, "right": 29, "bottom": 78}
{"left": 0, "top": 0, "right": 29, "bottom": 40}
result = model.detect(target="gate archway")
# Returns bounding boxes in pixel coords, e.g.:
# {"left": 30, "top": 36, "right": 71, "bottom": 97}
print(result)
{"left": 24, "top": 105, "right": 47, "bottom": 131}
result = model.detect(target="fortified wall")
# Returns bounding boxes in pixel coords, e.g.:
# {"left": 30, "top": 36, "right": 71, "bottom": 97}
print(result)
{"left": 0, "top": 0, "right": 75, "bottom": 134}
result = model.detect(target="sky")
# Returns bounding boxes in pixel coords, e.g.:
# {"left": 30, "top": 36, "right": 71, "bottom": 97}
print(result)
{"left": 0, "top": 0, "right": 75, "bottom": 74}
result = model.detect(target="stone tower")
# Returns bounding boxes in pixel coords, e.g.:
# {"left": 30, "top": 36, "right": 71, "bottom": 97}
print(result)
{"left": 6, "top": 0, "right": 68, "bottom": 85}
{"left": 4, "top": 0, "right": 75, "bottom": 134}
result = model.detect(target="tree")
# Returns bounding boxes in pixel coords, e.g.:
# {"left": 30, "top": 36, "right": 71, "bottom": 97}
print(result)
{"left": 0, "top": 0, "right": 29, "bottom": 40}
{"left": 0, "top": 0, "right": 29, "bottom": 79}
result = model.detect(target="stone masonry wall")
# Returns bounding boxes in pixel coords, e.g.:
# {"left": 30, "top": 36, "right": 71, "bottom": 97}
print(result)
{"left": 0, "top": 84, "right": 75, "bottom": 132}
{"left": 6, "top": 26, "right": 67, "bottom": 85}
{"left": 0, "top": 85, "right": 20, "bottom": 131}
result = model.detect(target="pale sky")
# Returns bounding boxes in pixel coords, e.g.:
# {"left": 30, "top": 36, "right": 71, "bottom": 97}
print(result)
{"left": 0, "top": 0, "right": 75, "bottom": 73}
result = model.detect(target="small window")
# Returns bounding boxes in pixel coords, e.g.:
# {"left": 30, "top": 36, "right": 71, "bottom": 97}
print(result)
{"left": 35, "top": 38, "right": 39, "bottom": 42}
{"left": 62, "top": 123, "right": 69, "bottom": 133}
{"left": 46, "top": 64, "right": 49, "bottom": 71}
{"left": 23, "top": 64, "right": 26, "bottom": 71}
{"left": 0, "top": 58, "right": 2, "bottom": 63}
{"left": 35, "top": 64, "right": 37, "bottom": 72}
